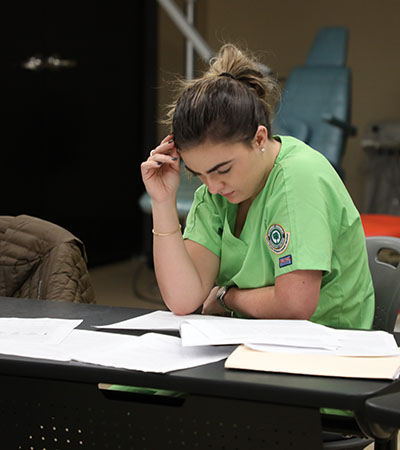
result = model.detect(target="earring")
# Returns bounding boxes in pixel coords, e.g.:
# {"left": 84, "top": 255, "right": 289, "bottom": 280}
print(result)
{"left": 260, "top": 147, "right": 265, "bottom": 153}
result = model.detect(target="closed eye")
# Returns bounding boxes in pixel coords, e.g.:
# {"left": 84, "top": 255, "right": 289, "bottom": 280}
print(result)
{"left": 184, "top": 166, "right": 200, "bottom": 177}
{"left": 218, "top": 167, "right": 231, "bottom": 175}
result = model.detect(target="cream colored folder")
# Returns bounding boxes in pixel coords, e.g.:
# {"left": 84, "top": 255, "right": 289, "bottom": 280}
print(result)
{"left": 225, "top": 345, "right": 400, "bottom": 380}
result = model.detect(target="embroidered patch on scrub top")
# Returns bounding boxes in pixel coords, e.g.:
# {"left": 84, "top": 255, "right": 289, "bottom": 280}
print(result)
{"left": 279, "top": 254, "right": 292, "bottom": 268}
{"left": 265, "top": 223, "right": 290, "bottom": 254}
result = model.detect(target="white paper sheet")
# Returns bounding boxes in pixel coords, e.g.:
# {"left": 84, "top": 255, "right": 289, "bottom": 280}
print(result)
{"left": 0, "top": 329, "right": 133, "bottom": 362}
{"left": 180, "top": 318, "right": 339, "bottom": 348}
{"left": 246, "top": 329, "right": 400, "bottom": 356}
{"left": 246, "top": 330, "right": 400, "bottom": 356}
{"left": 181, "top": 319, "right": 400, "bottom": 356}
{"left": 94, "top": 310, "right": 230, "bottom": 331}
{"left": 0, "top": 341, "right": 71, "bottom": 361}
{"left": 0, "top": 317, "right": 82, "bottom": 344}
{"left": 322, "top": 329, "right": 399, "bottom": 356}
{"left": 69, "top": 330, "right": 234, "bottom": 373}
{"left": 0, "top": 328, "right": 234, "bottom": 373}
{"left": 96, "top": 311, "right": 400, "bottom": 357}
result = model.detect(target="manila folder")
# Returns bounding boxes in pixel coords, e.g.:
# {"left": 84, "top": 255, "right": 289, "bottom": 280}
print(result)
{"left": 225, "top": 345, "right": 400, "bottom": 380}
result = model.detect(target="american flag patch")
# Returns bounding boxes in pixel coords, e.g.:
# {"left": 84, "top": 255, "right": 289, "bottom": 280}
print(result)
{"left": 279, "top": 255, "right": 292, "bottom": 268}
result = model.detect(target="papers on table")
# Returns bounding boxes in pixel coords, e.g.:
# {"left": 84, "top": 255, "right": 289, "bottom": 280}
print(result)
{"left": 0, "top": 317, "right": 232, "bottom": 373}
{"left": 247, "top": 329, "right": 400, "bottom": 357}
{"left": 180, "top": 317, "right": 336, "bottom": 348}
{"left": 95, "top": 310, "right": 230, "bottom": 331}
{"left": 68, "top": 330, "right": 233, "bottom": 373}
{"left": 0, "top": 318, "right": 82, "bottom": 344}
{"left": 95, "top": 311, "right": 400, "bottom": 357}
{"left": 94, "top": 311, "right": 400, "bottom": 379}
{"left": 2, "top": 312, "right": 400, "bottom": 377}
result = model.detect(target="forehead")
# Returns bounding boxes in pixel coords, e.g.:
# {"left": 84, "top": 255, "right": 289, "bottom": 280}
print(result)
{"left": 180, "top": 141, "right": 250, "bottom": 171}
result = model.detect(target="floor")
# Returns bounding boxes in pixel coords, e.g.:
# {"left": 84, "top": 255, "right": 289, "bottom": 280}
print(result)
{"left": 89, "top": 256, "right": 167, "bottom": 311}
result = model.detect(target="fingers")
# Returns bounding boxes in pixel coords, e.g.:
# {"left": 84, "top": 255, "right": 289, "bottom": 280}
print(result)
{"left": 150, "top": 134, "right": 175, "bottom": 157}
{"left": 160, "top": 134, "right": 174, "bottom": 145}
{"left": 141, "top": 135, "right": 180, "bottom": 179}
{"left": 146, "top": 134, "right": 179, "bottom": 167}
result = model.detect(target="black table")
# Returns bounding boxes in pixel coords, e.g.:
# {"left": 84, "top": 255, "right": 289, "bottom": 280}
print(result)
{"left": 0, "top": 297, "right": 399, "bottom": 449}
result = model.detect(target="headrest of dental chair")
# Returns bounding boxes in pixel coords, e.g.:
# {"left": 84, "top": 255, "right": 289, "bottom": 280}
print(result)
{"left": 306, "top": 27, "right": 348, "bottom": 67}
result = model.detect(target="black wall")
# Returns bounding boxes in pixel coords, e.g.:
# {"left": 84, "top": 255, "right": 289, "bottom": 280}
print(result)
{"left": 1, "top": 1, "right": 158, "bottom": 266}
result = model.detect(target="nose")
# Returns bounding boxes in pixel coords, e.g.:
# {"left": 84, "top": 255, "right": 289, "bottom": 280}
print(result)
{"left": 205, "top": 177, "right": 224, "bottom": 195}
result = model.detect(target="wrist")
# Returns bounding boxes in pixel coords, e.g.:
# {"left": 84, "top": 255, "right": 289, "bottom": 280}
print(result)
{"left": 151, "top": 197, "right": 178, "bottom": 212}
{"left": 216, "top": 286, "right": 235, "bottom": 315}
{"left": 152, "top": 201, "right": 179, "bottom": 227}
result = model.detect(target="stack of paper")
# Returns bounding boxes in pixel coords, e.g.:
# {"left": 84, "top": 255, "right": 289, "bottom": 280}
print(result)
{"left": 0, "top": 317, "right": 232, "bottom": 373}
{"left": 96, "top": 311, "right": 400, "bottom": 379}
{"left": 97, "top": 311, "right": 400, "bottom": 357}
{"left": 2, "top": 312, "right": 400, "bottom": 378}
{"left": 0, "top": 317, "right": 82, "bottom": 345}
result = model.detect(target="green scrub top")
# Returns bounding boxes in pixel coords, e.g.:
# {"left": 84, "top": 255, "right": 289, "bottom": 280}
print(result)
{"left": 183, "top": 136, "right": 374, "bottom": 330}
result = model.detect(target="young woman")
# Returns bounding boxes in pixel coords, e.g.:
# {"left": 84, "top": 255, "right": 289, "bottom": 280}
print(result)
{"left": 141, "top": 44, "right": 374, "bottom": 329}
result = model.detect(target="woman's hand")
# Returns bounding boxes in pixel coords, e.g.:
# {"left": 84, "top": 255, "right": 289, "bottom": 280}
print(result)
{"left": 141, "top": 134, "right": 181, "bottom": 204}
{"left": 202, "top": 286, "right": 230, "bottom": 316}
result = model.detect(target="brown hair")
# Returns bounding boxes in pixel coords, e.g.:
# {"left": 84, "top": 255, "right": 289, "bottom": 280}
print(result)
{"left": 165, "top": 44, "right": 280, "bottom": 151}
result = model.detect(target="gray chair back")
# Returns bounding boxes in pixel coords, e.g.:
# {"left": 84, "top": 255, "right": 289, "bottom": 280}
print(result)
{"left": 273, "top": 27, "right": 354, "bottom": 179}
{"left": 366, "top": 236, "right": 400, "bottom": 332}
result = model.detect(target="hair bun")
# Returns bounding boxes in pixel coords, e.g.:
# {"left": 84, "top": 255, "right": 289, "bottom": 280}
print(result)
{"left": 164, "top": 43, "right": 280, "bottom": 151}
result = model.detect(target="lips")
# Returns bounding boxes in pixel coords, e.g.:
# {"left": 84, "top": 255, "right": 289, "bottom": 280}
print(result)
{"left": 221, "top": 191, "right": 235, "bottom": 198}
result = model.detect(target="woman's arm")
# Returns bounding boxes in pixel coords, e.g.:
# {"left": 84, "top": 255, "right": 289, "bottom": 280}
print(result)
{"left": 203, "top": 270, "right": 322, "bottom": 319}
{"left": 141, "top": 136, "right": 219, "bottom": 315}
{"left": 152, "top": 206, "right": 219, "bottom": 315}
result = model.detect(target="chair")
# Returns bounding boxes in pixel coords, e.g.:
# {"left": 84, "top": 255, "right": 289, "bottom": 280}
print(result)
{"left": 367, "top": 236, "right": 400, "bottom": 332}
{"left": 361, "top": 214, "right": 400, "bottom": 239}
{"left": 365, "top": 392, "right": 400, "bottom": 432}
{"left": 273, "top": 27, "right": 357, "bottom": 179}
{"left": 322, "top": 236, "right": 400, "bottom": 449}
{"left": 139, "top": 27, "right": 354, "bottom": 228}
{"left": 0, "top": 215, "right": 95, "bottom": 303}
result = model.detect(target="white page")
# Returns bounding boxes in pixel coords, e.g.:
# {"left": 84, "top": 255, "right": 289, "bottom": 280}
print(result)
{"left": 245, "top": 343, "right": 341, "bottom": 355}
{"left": 0, "top": 328, "right": 234, "bottom": 373}
{"left": 0, "top": 341, "right": 71, "bottom": 361}
{"left": 329, "top": 329, "right": 400, "bottom": 356}
{"left": 95, "top": 312, "right": 400, "bottom": 357}
{"left": 180, "top": 318, "right": 339, "bottom": 348}
{"left": 0, "top": 329, "right": 138, "bottom": 363}
{"left": 245, "top": 329, "right": 400, "bottom": 356}
{"left": 68, "top": 330, "right": 234, "bottom": 373}
{"left": 97, "top": 312, "right": 338, "bottom": 350}
{"left": 0, "top": 318, "right": 83, "bottom": 344}
{"left": 0, "top": 319, "right": 94, "bottom": 361}
{"left": 94, "top": 310, "right": 231, "bottom": 331}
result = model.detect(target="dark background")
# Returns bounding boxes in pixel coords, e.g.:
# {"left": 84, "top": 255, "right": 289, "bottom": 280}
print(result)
{"left": 0, "top": 1, "right": 158, "bottom": 266}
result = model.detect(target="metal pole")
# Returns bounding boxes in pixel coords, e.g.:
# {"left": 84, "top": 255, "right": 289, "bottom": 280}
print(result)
{"left": 185, "top": 0, "right": 196, "bottom": 79}
{"left": 157, "top": 0, "right": 213, "bottom": 64}
{"left": 157, "top": 0, "right": 271, "bottom": 75}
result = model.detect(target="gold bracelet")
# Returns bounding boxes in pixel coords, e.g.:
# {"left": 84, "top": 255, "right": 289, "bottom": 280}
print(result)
{"left": 152, "top": 224, "right": 182, "bottom": 237}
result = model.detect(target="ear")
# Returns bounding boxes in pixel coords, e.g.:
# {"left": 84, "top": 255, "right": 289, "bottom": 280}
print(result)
{"left": 254, "top": 125, "right": 268, "bottom": 149}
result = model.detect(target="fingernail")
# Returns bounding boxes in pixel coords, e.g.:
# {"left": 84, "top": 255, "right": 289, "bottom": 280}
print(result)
{"left": 171, "top": 157, "right": 178, "bottom": 161}
{"left": 157, "top": 161, "right": 163, "bottom": 166}
{"left": 168, "top": 139, "right": 174, "bottom": 144}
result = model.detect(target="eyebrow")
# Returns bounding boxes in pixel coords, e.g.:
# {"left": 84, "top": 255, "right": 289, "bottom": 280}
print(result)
{"left": 184, "top": 160, "right": 233, "bottom": 176}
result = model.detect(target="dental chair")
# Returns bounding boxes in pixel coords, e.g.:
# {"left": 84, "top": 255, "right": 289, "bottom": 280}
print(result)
{"left": 273, "top": 27, "right": 357, "bottom": 179}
